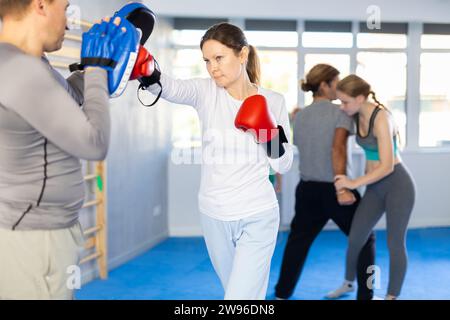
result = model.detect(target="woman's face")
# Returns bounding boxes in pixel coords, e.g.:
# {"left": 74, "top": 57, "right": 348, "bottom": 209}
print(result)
{"left": 337, "top": 90, "right": 364, "bottom": 116}
{"left": 202, "top": 39, "right": 247, "bottom": 88}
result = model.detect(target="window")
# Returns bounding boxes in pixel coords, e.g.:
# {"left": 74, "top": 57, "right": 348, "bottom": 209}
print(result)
{"left": 357, "top": 33, "right": 407, "bottom": 49}
{"left": 168, "top": 19, "right": 450, "bottom": 150}
{"left": 172, "top": 30, "right": 205, "bottom": 47}
{"left": 245, "top": 20, "right": 298, "bottom": 111}
{"left": 355, "top": 23, "right": 408, "bottom": 147}
{"left": 421, "top": 23, "right": 450, "bottom": 49}
{"left": 302, "top": 21, "right": 353, "bottom": 48}
{"left": 419, "top": 23, "right": 450, "bottom": 147}
{"left": 421, "top": 35, "right": 450, "bottom": 49}
{"left": 246, "top": 31, "right": 298, "bottom": 48}
{"left": 302, "top": 32, "right": 353, "bottom": 48}
{"left": 419, "top": 53, "right": 450, "bottom": 147}
{"left": 172, "top": 17, "right": 227, "bottom": 46}
{"left": 356, "top": 52, "right": 407, "bottom": 147}
{"left": 301, "top": 21, "right": 352, "bottom": 106}
{"left": 357, "top": 22, "right": 408, "bottom": 49}
{"left": 245, "top": 19, "right": 298, "bottom": 47}
{"left": 170, "top": 19, "right": 299, "bottom": 147}
{"left": 258, "top": 50, "right": 298, "bottom": 112}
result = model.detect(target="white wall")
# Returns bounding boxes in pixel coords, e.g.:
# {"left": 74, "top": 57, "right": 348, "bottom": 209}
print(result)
{"left": 168, "top": 148, "right": 202, "bottom": 236}
{"left": 400, "top": 150, "right": 450, "bottom": 227}
{"left": 145, "top": 0, "right": 450, "bottom": 23}
{"left": 168, "top": 147, "right": 450, "bottom": 236}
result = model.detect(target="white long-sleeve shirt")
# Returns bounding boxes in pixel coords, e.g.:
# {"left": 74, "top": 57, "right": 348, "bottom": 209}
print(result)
{"left": 149, "top": 74, "right": 293, "bottom": 221}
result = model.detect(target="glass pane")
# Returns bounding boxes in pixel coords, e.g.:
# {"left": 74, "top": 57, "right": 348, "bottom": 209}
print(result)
{"left": 356, "top": 52, "right": 407, "bottom": 148}
{"left": 302, "top": 32, "right": 353, "bottom": 48}
{"left": 172, "top": 49, "right": 209, "bottom": 79}
{"left": 258, "top": 50, "right": 298, "bottom": 112}
{"left": 172, "top": 30, "right": 205, "bottom": 46}
{"left": 421, "top": 35, "right": 450, "bottom": 49}
{"left": 245, "top": 31, "right": 298, "bottom": 47}
{"left": 357, "top": 33, "right": 407, "bottom": 49}
{"left": 304, "top": 54, "right": 351, "bottom": 106}
{"left": 171, "top": 49, "right": 206, "bottom": 148}
{"left": 420, "top": 53, "right": 450, "bottom": 147}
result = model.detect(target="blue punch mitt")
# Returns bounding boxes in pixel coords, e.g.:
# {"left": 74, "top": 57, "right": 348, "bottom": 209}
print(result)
{"left": 70, "top": 18, "right": 141, "bottom": 98}
{"left": 113, "top": 2, "right": 155, "bottom": 46}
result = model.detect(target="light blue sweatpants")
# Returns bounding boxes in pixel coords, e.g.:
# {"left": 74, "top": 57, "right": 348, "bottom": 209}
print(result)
{"left": 200, "top": 207, "right": 280, "bottom": 300}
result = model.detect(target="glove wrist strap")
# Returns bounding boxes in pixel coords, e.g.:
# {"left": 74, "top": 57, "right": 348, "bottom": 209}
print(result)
{"left": 263, "top": 125, "right": 288, "bottom": 159}
{"left": 137, "top": 63, "right": 162, "bottom": 107}
{"left": 69, "top": 58, "right": 118, "bottom": 72}
{"left": 137, "top": 81, "right": 162, "bottom": 107}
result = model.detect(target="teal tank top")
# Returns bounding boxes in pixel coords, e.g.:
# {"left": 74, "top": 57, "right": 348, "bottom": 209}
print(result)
{"left": 355, "top": 106, "right": 399, "bottom": 161}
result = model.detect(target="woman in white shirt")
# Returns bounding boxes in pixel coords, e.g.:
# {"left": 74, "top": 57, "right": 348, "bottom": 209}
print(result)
{"left": 144, "top": 22, "right": 293, "bottom": 299}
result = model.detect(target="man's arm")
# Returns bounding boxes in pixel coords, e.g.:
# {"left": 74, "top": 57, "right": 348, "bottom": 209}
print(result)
{"left": 332, "top": 127, "right": 349, "bottom": 176}
{"left": 66, "top": 71, "right": 85, "bottom": 106}
{"left": 332, "top": 127, "right": 356, "bottom": 205}
{"left": 0, "top": 55, "right": 110, "bottom": 161}
{"left": 41, "top": 56, "right": 85, "bottom": 106}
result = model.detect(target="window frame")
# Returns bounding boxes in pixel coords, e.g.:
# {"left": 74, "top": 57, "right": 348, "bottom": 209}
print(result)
{"left": 170, "top": 18, "right": 450, "bottom": 151}
{"left": 417, "top": 23, "right": 450, "bottom": 149}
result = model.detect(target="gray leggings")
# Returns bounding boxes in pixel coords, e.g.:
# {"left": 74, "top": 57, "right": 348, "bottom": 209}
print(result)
{"left": 345, "top": 163, "right": 416, "bottom": 297}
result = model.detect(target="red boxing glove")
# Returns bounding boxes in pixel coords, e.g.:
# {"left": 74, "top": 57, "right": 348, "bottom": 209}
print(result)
{"left": 130, "top": 45, "right": 162, "bottom": 107}
{"left": 235, "top": 94, "right": 288, "bottom": 158}
{"left": 130, "top": 45, "right": 155, "bottom": 80}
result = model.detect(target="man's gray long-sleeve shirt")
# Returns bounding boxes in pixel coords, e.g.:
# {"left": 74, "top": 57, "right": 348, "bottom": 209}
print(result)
{"left": 0, "top": 42, "right": 110, "bottom": 230}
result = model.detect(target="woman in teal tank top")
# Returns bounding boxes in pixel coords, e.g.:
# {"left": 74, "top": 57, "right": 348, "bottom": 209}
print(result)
{"left": 328, "top": 74, "right": 416, "bottom": 300}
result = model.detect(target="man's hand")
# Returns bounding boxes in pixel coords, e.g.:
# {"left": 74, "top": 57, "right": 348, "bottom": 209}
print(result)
{"left": 336, "top": 189, "right": 356, "bottom": 206}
